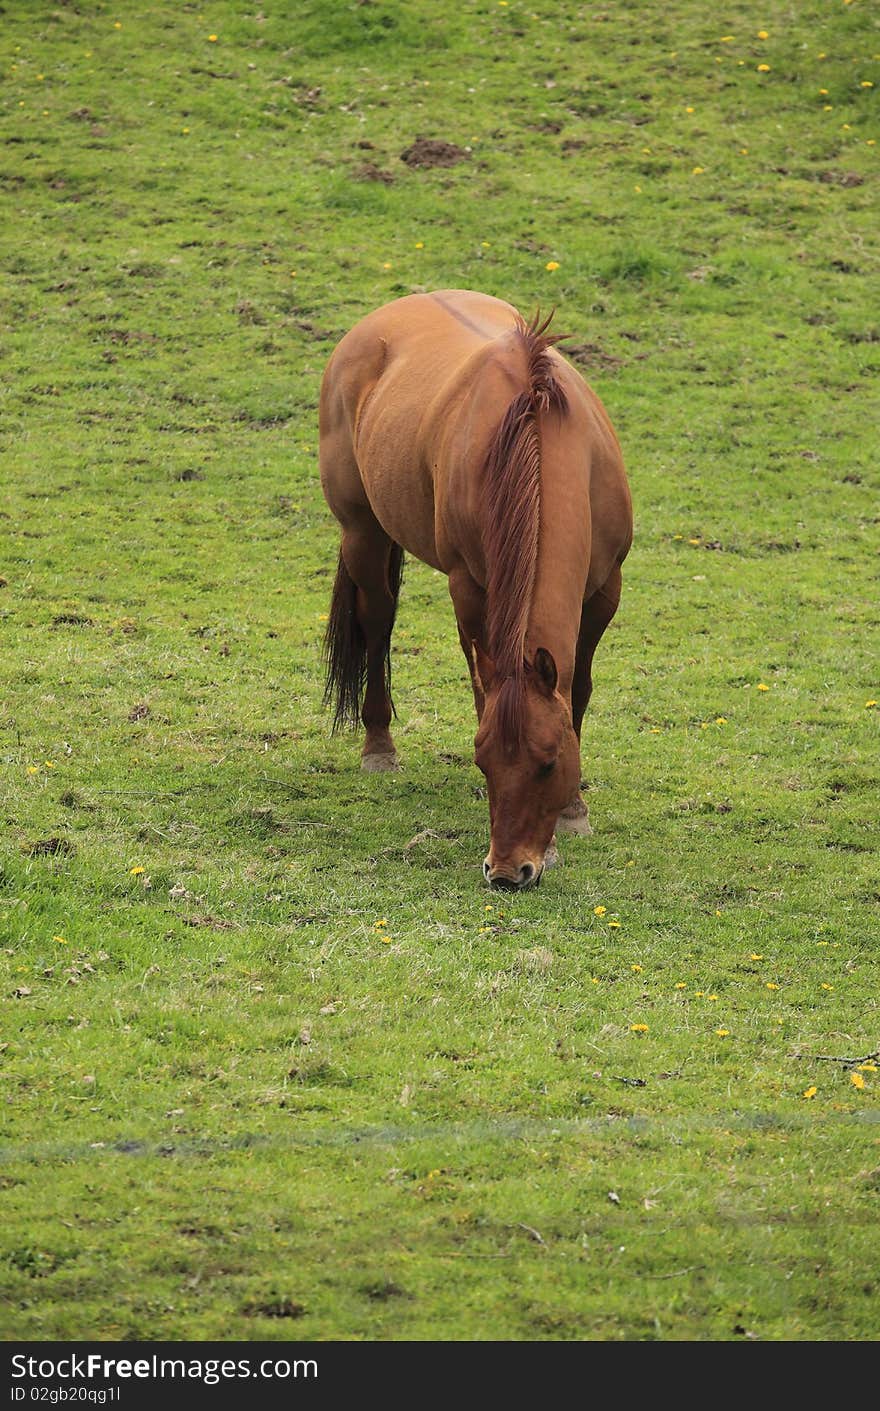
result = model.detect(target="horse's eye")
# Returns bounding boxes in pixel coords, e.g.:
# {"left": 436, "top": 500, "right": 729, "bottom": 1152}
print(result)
{"left": 537, "top": 760, "right": 556, "bottom": 779}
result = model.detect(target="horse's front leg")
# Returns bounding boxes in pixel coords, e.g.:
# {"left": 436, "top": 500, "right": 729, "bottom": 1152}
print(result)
{"left": 448, "top": 566, "right": 487, "bottom": 721}
{"left": 559, "top": 566, "right": 623, "bottom": 835}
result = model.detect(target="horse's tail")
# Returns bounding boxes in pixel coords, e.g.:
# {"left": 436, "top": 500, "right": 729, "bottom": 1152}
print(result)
{"left": 323, "top": 542, "right": 404, "bottom": 732}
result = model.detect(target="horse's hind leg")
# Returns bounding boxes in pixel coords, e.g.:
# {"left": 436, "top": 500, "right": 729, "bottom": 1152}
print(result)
{"left": 324, "top": 513, "right": 404, "bottom": 770}
{"left": 558, "top": 565, "right": 622, "bottom": 835}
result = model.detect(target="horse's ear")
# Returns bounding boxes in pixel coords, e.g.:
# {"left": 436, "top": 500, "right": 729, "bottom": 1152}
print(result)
{"left": 471, "top": 640, "right": 496, "bottom": 695}
{"left": 532, "top": 647, "right": 558, "bottom": 696}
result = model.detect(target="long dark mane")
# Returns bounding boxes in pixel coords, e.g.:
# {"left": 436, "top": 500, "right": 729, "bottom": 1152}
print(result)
{"left": 483, "top": 310, "right": 568, "bottom": 748}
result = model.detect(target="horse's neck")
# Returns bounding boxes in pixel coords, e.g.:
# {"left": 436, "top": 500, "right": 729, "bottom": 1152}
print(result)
{"left": 523, "top": 442, "right": 591, "bottom": 697}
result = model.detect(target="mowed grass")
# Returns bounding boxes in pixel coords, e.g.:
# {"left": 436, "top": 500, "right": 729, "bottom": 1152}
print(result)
{"left": 0, "top": 0, "right": 878, "bottom": 1341}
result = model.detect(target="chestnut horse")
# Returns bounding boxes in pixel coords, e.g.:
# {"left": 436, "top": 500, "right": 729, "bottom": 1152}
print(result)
{"left": 319, "top": 290, "right": 632, "bottom": 889}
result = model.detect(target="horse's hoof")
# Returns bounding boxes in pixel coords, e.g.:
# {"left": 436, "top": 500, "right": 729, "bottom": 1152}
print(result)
{"left": 556, "top": 803, "right": 592, "bottom": 836}
{"left": 543, "top": 843, "right": 560, "bottom": 870}
{"left": 361, "top": 751, "right": 399, "bottom": 772}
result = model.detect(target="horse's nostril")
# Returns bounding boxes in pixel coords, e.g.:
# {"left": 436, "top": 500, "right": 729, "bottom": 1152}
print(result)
{"left": 482, "top": 858, "right": 492, "bottom": 881}
{"left": 519, "top": 862, "right": 536, "bottom": 886}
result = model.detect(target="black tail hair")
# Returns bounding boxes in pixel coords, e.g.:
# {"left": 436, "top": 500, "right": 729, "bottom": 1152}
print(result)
{"left": 322, "top": 543, "right": 404, "bottom": 732}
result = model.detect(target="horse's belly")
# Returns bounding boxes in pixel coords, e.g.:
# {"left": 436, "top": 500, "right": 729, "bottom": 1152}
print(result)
{"left": 354, "top": 400, "right": 442, "bottom": 568}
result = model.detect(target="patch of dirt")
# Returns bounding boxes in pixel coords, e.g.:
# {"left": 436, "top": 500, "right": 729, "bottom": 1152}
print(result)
{"left": 27, "top": 837, "right": 75, "bottom": 858}
{"left": 105, "top": 329, "right": 158, "bottom": 345}
{"left": 400, "top": 137, "right": 469, "bottom": 169}
{"left": 564, "top": 342, "right": 624, "bottom": 370}
{"left": 243, "top": 1296, "right": 306, "bottom": 1319}
{"left": 353, "top": 161, "right": 395, "bottom": 185}
{"left": 52, "top": 612, "right": 93, "bottom": 627}
{"left": 290, "top": 317, "right": 337, "bottom": 340}
{"left": 235, "top": 299, "right": 266, "bottom": 325}
{"left": 816, "top": 169, "right": 865, "bottom": 188}
{"left": 362, "top": 1280, "right": 412, "bottom": 1302}
{"left": 128, "top": 703, "right": 151, "bottom": 722}
{"left": 175, "top": 467, "right": 204, "bottom": 481}
{"left": 181, "top": 915, "right": 236, "bottom": 930}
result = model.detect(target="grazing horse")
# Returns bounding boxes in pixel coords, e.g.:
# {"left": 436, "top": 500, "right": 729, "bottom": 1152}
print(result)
{"left": 319, "top": 290, "right": 632, "bottom": 889}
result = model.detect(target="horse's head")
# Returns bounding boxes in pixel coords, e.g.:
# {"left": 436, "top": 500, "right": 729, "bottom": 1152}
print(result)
{"left": 472, "top": 644, "right": 579, "bottom": 890}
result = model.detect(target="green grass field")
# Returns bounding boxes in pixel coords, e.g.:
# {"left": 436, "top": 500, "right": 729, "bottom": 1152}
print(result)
{"left": 1, "top": 1, "right": 878, "bottom": 1341}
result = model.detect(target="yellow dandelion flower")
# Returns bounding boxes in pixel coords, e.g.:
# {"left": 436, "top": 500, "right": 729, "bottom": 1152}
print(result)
{"left": 823, "top": 105, "right": 833, "bottom": 111}
{"left": 757, "top": 64, "right": 771, "bottom": 73}
{"left": 675, "top": 982, "right": 687, "bottom": 990}
{"left": 720, "top": 36, "right": 734, "bottom": 43}
{"left": 44, "top": 760, "right": 55, "bottom": 768}
{"left": 803, "top": 1086, "right": 817, "bottom": 1099}
{"left": 865, "top": 700, "right": 877, "bottom": 709}
{"left": 740, "top": 147, "right": 749, "bottom": 154}
{"left": 708, "top": 994, "right": 719, "bottom": 1002}
{"left": 861, "top": 81, "right": 874, "bottom": 88}
{"left": 545, "top": 260, "right": 560, "bottom": 271}
{"left": 590, "top": 976, "right": 599, "bottom": 985}
{"left": 765, "top": 981, "right": 779, "bottom": 990}
{"left": 52, "top": 935, "right": 68, "bottom": 945}
{"left": 691, "top": 166, "right": 704, "bottom": 175}
{"left": 750, "top": 953, "right": 763, "bottom": 961}
{"left": 686, "top": 106, "right": 695, "bottom": 113}
{"left": 757, "top": 30, "right": 769, "bottom": 40}
{"left": 608, "top": 920, "right": 621, "bottom": 929}
{"left": 382, "top": 261, "right": 392, "bottom": 270}
{"left": 481, "top": 240, "right": 491, "bottom": 247}
{"left": 631, "top": 963, "right": 643, "bottom": 972}
{"left": 857, "top": 1062, "right": 877, "bottom": 1073}
{"left": 129, "top": 866, "right": 145, "bottom": 876}
{"left": 757, "top": 682, "right": 770, "bottom": 691}
{"left": 208, "top": 34, "right": 218, "bottom": 43}
{"left": 379, "top": 934, "right": 392, "bottom": 945}
{"left": 594, "top": 905, "right": 607, "bottom": 916}
{"left": 715, "top": 716, "right": 728, "bottom": 725}
{"left": 695, "top": 990, "right": 704, "bottom": 998}
{"left": 842, "top": 124, "right": 851, "bottom": 131}
{"left": 716, "top": 1028, "right": 730, "bottom": 1037}
{"left": 27, "top": 765, "right": 39, "bottom": 775}
{"left": 821, "top": 983, "right": 834, "bottom": 991}
{"left": 819, "top": 89, "right": 829, "bottom": 96}
{"left": 113, "top": 21, "right": 122, "bottom": 29}
{"left": 630, "top": 1023, "right": 649, "bottom": 1033}
{"left": 850, "top": 1071, "right": 866, "bottom": 1090}
{"left": 414, "top": 241, "right": 424, "bottom": 249}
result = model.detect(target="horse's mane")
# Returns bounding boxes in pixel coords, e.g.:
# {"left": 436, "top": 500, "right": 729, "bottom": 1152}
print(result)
{"left": 483, "top": 310, "right": 568, "bottom": 749}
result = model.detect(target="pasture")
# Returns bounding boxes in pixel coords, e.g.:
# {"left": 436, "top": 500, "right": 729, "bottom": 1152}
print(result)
{"left": 1, "top": 0, "right": 878, "bottom": 1341}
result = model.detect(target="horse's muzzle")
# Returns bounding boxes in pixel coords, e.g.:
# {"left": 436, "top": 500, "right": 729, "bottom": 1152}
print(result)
{"left": 483, "top": 858, "right": 542, "bottom": 891}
